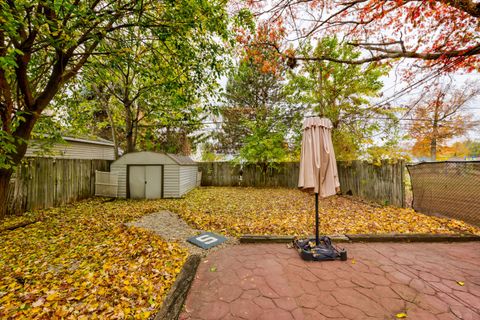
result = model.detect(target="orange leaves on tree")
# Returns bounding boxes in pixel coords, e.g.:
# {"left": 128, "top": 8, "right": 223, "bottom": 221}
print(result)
{"left": 408, "top": 81, "right": 479, "bottom": 160}
{"left": 237, "top": 21, "right": 287, "bottom": 78}
{"left": 244, "top": 0, "right": 480, "bottom": 73}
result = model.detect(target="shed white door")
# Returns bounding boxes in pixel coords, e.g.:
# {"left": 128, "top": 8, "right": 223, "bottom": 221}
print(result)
{"left": 128, "top": 166, "right": 162, "bottom": 199}
{"left": 129, "top": 166, "right": 145, "bottom": 199}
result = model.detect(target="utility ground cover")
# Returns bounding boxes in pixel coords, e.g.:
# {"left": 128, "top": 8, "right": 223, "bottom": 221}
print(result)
{"left": 1, "top": 187, "right": 478, "bottom": 319}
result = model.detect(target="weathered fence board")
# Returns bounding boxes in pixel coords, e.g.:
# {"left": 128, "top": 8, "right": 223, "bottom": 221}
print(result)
{"left": 6, "top": 158, "right": 110, "bottom": 215}
{"left": 337, "top": 161, "right": 405, "bottom": 207}
{"left": 407, "top": 161, "right": 480, "bottom": 227}
{"left": 198, "top": 161, "right": 405, "bottom": 207}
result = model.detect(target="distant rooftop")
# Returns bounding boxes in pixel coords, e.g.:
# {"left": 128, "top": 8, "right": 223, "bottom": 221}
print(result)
{"left": 167, "top": 153, "right": 196, "bottom": 165}
{"left": 63, "top": 136, "right": 114, "bottom": 147}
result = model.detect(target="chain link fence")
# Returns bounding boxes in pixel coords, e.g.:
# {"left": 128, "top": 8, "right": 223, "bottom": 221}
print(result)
{"left": 407, "top": 161, "right": 480, "bottom": 227}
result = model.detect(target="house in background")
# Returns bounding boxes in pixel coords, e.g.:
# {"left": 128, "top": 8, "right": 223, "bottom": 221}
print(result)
{"left": 25, "top": 136, "right": 116, "bottom": 161}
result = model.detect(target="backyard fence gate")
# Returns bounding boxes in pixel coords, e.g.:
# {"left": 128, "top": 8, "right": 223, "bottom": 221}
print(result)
{"left": 95, "top": 171, "right": 118, "bottom": 197}
{"left": 407, "top": 161, "right": 480, "bottom": 227}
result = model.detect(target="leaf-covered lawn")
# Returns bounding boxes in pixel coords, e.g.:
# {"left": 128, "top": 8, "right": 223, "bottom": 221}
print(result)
{"left": 160, "top": 187, "right": 480, "bottom": 237}
{"left": 0, "top": 200, "right": 188, "bottom": 319}
{"left": 1, "top": 187, "right": 478, "bottom": 319}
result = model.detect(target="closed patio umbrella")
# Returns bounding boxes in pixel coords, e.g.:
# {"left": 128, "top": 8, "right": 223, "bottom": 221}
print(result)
{"left": 298, "top": 117, "right": 340, "bottom": 245}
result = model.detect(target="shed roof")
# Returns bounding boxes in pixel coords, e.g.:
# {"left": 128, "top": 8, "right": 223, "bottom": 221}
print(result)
{"left": 63, "top": 136, "right": 114, "bottom": 147}
{"left": 167, "top": 154, "right": 197, "bottom": 165}
{"left": 111, "top": 151, "right": 196, "bottom": 166}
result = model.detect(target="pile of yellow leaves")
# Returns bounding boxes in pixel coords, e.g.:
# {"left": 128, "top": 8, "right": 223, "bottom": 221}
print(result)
{"left": 159, "top": 187, "right": 480, "bottom": 237}
{"left": 0, "top": 200, "right": 187, "bottom": 319}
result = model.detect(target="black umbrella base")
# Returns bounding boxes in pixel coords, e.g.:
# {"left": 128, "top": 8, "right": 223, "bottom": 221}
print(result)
{"left": 294, "top": 237, "right": 347, "bottom": 262}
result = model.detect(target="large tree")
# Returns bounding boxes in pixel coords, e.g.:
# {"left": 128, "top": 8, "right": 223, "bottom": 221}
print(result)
{"left": 61, "top": 4, "right": 228, "bottom": 156}
{"left": 217, "top": 59, "right": 295, "bottom": 164}
{"left": 217, "top": 56, "right": 300, "bottom": 164}
{"left": 215, "top": 22, "right": 301, "bottom": 164}
{"left": 219, "top": 60, "right": 289, "bottom": 153}
{"left": 0, "top": 0, "right": 230, "bottom": 217}
{"left": 285, "top": 37, "right": 395, "bottom": 160}
{"left": 409, "top": 81, "right": 480, "bottom": 161}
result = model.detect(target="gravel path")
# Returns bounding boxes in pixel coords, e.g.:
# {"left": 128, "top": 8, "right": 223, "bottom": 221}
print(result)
{"left": 126, "top": 211, "right": 238, "bottom": 256}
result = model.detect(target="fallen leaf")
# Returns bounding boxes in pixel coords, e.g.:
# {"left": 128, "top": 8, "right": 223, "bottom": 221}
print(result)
{"left": 146, "top": 188, "right": 480, "bottom": 237}
{"left": 457, "top": 281, "right": 465, "bottom": 286}
{"left": 46, "top": 293, "right": 59, "bottom": 301}
{"left": 396, "top": 313, "right": 407, "bottom": 318}
{"left": 32, "top": 298, "right": 45, "bottom": 308}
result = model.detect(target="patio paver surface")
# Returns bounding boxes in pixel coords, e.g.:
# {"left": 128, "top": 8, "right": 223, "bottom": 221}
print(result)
{"left": 180, "top": 242, "right": 480, "bottom": 320}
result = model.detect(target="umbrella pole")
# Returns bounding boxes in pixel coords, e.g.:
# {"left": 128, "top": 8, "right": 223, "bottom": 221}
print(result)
{"left": 315, "top": 192, "right": 319, "bottom": 246}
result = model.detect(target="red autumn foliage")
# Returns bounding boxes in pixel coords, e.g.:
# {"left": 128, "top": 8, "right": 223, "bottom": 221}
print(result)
{"left": 236, "top": 21, "right": 287, "bottom": 77}
{"left": 243, "top": 0, "right": 479, "bottom": 73}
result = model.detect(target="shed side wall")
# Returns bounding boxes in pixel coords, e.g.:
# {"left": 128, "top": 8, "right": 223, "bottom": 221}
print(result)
{"left": 164, "top": 165, "right": 180, "bottom": 198}
{"left": 179, "top": 165, "right": 198, "bottom": 196}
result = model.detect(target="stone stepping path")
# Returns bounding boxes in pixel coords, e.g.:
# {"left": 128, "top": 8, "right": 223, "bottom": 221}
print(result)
{"left": 126, "top": 211, "right": 237, "bottom": 256}
{"left": 180, "top": 242, "right": 480, "bottom": 319}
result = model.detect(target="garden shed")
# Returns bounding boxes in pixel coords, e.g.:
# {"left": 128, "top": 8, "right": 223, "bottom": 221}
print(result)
{"left": 110, "top": 151, "right": 198, "bottom": 199}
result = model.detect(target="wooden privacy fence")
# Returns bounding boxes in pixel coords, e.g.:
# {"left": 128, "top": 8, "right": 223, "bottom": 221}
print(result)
{"left": 198, "top": 161, "right": 405, "bottom": 207}
{"left": 199, "top": 162, "right": 299, "bottom": 188}
{"left": 407, "top": 161, "right": 480, "bottom": 227}
{"left": 337, "top": 161, "right": 405, "bottom": 207}
{"left": 6, "top": 157, "right": 111, "bottom": 215}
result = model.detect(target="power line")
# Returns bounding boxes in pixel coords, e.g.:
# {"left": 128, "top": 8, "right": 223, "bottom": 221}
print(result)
{"left": 140, "top": 114, "right": 475, "bottom": 127}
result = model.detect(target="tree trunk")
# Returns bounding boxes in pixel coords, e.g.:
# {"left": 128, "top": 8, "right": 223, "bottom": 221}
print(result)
{"left": 430, "top": 137, "right": 437, "bottom": 161}
{"left": 126, "top": 127, "right": 135, "bottom": 153}
{"left": 431, "top": 108, "right": 439, "bottom": 161}
{"left": 0, "top": 169, "right": 13, "bottom": 219}
{"left": 105, "top": 105, "right": 119, "bottom": 159}
{"left": 124, "top": 103, "right": 135, "bottom": 153}
{"left": 0, "top": 113, "right": 38, "bottom": 219}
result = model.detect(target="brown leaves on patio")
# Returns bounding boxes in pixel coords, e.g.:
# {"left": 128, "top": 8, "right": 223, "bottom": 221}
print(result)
{"left": 160, "top": 187, "right": 480, "bottom": 237}
{"left": 0, "top": 200, "right": 187, "bottom": 319}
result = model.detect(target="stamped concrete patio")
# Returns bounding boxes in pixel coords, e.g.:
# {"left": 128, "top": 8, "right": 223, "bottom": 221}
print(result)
{"left": 180, "top": 242, "right": 480, "bottom": 320}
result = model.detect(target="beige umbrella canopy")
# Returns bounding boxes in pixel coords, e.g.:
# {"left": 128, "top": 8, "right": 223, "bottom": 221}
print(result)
{"left": 298, "top": 117, "right": 340, "bottom": 245}
{"left": 298, "top": 117, "right": 340, "bottom": 196}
